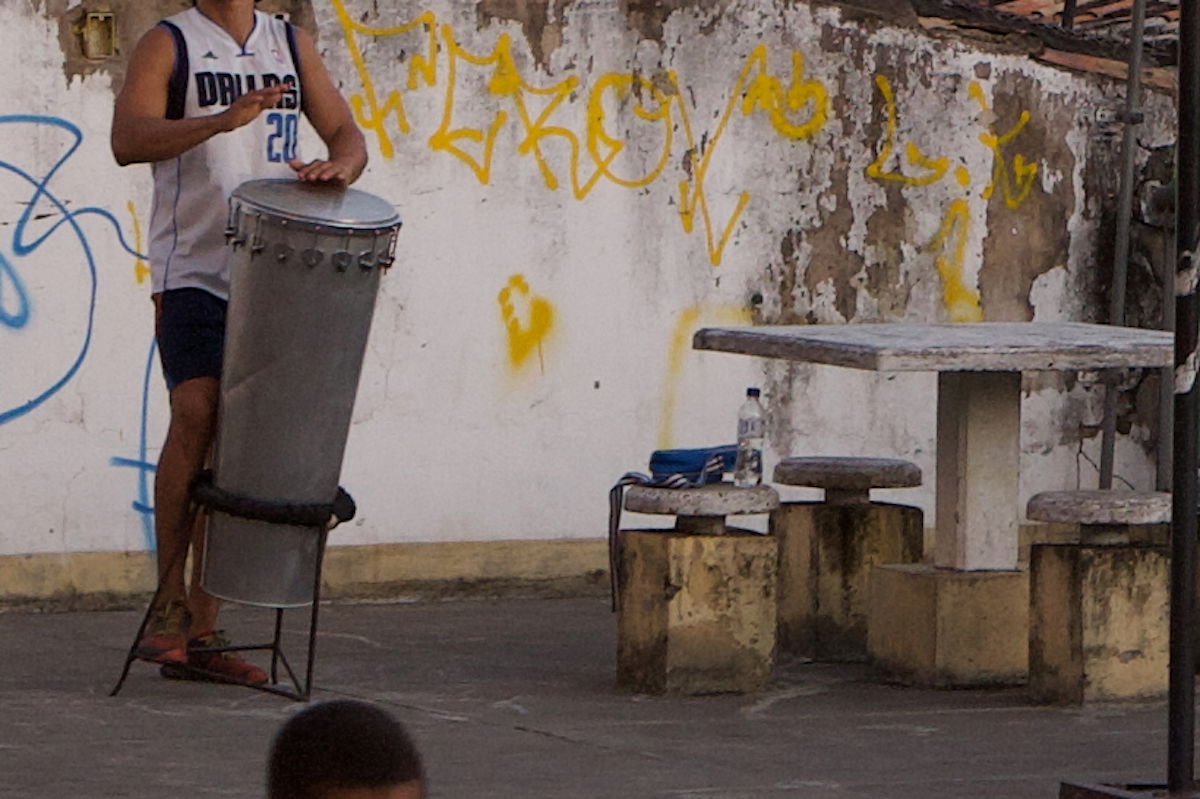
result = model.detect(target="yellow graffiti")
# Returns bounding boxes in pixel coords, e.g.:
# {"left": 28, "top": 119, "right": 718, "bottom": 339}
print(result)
{"left": 740, "top": 48, "right": 828, "bottom": 140}
{"left": 670, "top": 75, "right": 750, "bottom": 269}
{"left": 658, "top": 304, "right": 753, "bottom": 449}
{"left": 866, "top": 76, "right": 1044, "bottom": 321}
{"left": 498, "top": 274, "right": 554, "bottom": 372}
{"left": 865, "top": 75, "right": 947, "bottom": 187}
{"left": 428, "top": 25, "right": 511, "bottom": 184}
{"left": 507, "top": 58, "right": 587, "bottom": 194}
{"left": 585, "top": 73, "right": 674, "bottom": 191}
{"left": 127, "top": 201, "right": 149, "bottom": 284}
{"left": 330, "top": 1, "right": 438, "bottom": 158}
{"left": 929, "top": 194, "right": 984, "bottom": 323}
{"left": 675, "top": 44, "right": 827, "bottom": 266}
{"left": 969, "top": 82, "right": 1039, "bottom": 209}
{"left": 331, "top": 8, "right": 828, "bottom": 266}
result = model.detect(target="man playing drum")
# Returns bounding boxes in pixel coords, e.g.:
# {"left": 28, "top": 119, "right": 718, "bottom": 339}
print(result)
{"left": 111, "top": 0, "right": 367, "bottom": 683}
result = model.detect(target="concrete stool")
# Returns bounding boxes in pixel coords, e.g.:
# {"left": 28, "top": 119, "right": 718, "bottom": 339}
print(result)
{"left": 1027, "top": 490, "right": 1170, "bottom": 704}
{"left": 770, "top": 456, "right": 924, "bottom": 661}
{"left": 1026, "top": 490, "right": 1170, "bottom": 545}
{"left": 617, "top": 483, "right": 779, "bottom": 695}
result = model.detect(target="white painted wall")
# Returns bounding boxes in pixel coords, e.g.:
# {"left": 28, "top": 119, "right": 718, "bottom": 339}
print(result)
{"left": 0, "top": 0, "right": 1176, "bottom": 560}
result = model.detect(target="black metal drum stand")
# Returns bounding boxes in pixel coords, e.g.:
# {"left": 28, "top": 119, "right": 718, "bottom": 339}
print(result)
{"left": 109, "top": 473, "right": 354, "bottom": 701}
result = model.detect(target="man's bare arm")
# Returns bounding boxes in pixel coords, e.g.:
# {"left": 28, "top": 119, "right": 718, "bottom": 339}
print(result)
{"left": 286, "top": 26, "right": 367, "bottom": 185}
{"left": 111, "top": 26, "right": 285, "bottom": 166}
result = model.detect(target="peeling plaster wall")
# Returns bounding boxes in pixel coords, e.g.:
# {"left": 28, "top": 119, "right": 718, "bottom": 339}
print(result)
{"left": 0, "top": 0, "right": 1176, "bottom": 562}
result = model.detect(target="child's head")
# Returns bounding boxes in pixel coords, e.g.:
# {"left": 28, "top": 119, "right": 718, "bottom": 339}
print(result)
{"left": 268, "top": 700, "right": 424, "bottom": 799}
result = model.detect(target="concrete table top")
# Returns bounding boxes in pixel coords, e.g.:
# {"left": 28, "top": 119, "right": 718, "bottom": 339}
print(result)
{"left": 693, "top": 322, "right": 1173, "bottom": 372}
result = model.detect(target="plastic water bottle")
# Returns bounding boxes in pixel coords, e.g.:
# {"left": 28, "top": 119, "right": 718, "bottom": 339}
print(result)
{"left": 734, "top": 387, "right": 765, "bottom": 488}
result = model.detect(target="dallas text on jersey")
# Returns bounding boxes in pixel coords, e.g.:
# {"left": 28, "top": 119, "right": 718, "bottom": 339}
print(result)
{"left": 195, "top": 71, "right": 298, "bottom": 110}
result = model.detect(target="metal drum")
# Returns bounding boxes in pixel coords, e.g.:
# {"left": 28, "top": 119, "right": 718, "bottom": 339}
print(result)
{"left": 201, "top": 178, "right": 401, "bottom": 607}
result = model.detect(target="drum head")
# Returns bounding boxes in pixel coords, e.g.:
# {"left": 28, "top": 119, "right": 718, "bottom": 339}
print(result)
{"left": 231, "top": 178, "right": 400, "bottom": 231}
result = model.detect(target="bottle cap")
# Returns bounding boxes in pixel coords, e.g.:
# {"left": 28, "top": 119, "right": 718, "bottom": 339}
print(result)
{"left": 746, "top": 387, "right": 760, "bottom": 397}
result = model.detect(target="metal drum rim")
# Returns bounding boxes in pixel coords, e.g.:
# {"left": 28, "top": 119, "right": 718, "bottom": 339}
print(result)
{"left": 235, "top": 212, "right": 403, "bottom": 236}
{"left": 231, "top": 178, "right": 401, "bottom": 231}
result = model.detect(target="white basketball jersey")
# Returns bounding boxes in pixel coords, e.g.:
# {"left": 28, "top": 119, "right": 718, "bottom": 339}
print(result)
{"left": 148, "top": 8, "right": 302, "bottom": 298}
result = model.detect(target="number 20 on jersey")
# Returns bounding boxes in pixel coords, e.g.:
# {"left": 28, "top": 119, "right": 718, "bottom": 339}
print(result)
{"left": 266, "top": 112, "right": 298, "bottom": 162}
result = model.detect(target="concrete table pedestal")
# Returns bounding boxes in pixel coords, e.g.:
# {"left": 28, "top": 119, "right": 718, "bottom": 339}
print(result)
{"left": 616, "top": 484, "right": 779, "bottom": 695}
{"left": 868, "top": 563, "right": 1029, "bottom": 687}
{"left": 866, "top": 368, "right": 1031, "bottom": 687}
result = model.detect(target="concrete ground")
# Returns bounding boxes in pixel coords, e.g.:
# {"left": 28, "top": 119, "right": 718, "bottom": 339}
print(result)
{"left": 0, "top": 595, "right": 1188, "bottom": 798}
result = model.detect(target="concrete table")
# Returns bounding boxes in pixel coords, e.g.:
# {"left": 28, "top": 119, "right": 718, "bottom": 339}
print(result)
{"left": 693, "top": 322, "right": 1173, "bottom": 571}
{"left": 696, "top": 322, "right": 1173, "bottom": 685}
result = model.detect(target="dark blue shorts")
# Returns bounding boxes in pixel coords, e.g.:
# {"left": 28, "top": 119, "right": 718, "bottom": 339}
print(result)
{"left": 156, "top": 288, "right": 227, "bottom": 391}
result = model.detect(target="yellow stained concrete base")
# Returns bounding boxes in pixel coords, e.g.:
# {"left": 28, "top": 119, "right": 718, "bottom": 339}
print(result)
{"left": 771, "top": 501, "right": 923, "bottom": 661}
{"left": 617, "top": 529, "right": 778, "bottom": 695}
{"left": 1029, "top": 544, "right": 1168, "bottom": 704}
{"left": 0, "top": 538, "right": 610, "bottom": 608}
{"left": 0, "top": 528, "right": 1091, "bottom": 612}
{"left": 867, "top": 563, "right": 1028, "bottom": 687}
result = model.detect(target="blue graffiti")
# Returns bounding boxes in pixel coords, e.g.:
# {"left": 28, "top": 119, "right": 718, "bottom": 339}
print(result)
{"left": 108, "top": 339, "right": 158, "bottom": 550}
{"left": 0, "top": 114, "right": 142, "bottom": 425}
{"left": 0, "top": 249, "right": 30, "bottom": 328}
{"left": 1, "top": 114, "right": 153, "bottom": 547}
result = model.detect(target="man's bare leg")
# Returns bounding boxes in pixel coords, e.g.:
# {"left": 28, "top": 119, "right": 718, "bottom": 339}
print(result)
{"left": 151, "top": 377, "right": 219, "bottom": 625}
{"left": 187, "top": 511, "right": 221, "bottom": 636}
{"left": 154, "top": 376, "right": 267, "bottom": 684}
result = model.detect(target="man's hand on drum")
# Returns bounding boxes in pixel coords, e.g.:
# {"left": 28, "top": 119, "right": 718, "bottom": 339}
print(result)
{"left": 288, "top": 157, "right": 357, "bottom": 185}
{"left": 219, "top": 85, "right": 287, "bottom": 132}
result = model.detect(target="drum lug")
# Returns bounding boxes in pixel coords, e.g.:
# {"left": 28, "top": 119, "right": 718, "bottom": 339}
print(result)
{"left": 357, "top": 250, "right": 376, "bottom": 271}
{"left": 225, "top": 222, "right": 246, "bottom": 248}
{"left": 302, "top": 248, "right": 324, "bottom": 268}
{"left": 224, "top": 199, "right": 239, "bottom": 245}
{"left": 332, "top": 251, "right": 352, "bottom": 272}
{"left": 247, "top": 215, "right": 265, "bottom": 255}
{"left": 274, "top": 243, "right": 294, "bottom": 262}
{"left": 376, "top": 225, "right": 399, "bottom": 271}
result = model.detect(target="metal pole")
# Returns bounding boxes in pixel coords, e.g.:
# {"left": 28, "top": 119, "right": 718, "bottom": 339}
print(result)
{"left": 1100, "top": 0, "right": 1148, "bottom": 489}
{"left": 1062, "top": 0, "right": 1078, "bottom": 30}
{"left": 1161, "top": 230, "right": 1178, "bottom": 491}
{"left": 1168, "top": 0, "right": 1200, "bottom": 791}
{"left": 302, "top": 529, "right": 330, "bottom": 701}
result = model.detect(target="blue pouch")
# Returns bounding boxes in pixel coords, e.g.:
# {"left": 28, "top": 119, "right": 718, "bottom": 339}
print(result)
{"left": 648, "top": 445, "right": 738, "bottom": 485}
{"left": 608, "top": 444, "right": 738, "bottom": 611}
